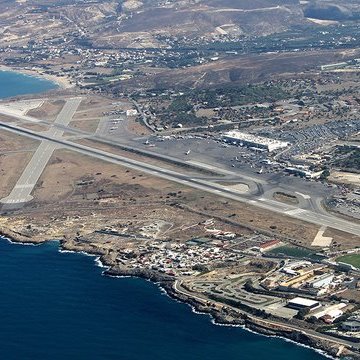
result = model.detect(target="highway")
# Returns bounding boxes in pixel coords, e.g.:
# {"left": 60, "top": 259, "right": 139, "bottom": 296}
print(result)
{"left": 1, "top": 120, "right": 360, "bottom": 237}
{"left": 0, "top": 98, "right": 82, "bottom": 208}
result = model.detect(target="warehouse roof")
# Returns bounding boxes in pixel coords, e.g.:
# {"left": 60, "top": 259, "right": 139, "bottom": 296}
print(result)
{"left": 288, "top": 297, "right": 319, "bottom": 307}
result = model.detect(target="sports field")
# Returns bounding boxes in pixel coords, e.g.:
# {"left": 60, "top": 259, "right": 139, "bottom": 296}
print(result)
{"left": 337, "top": 254, "right": 360, "bottom": 269}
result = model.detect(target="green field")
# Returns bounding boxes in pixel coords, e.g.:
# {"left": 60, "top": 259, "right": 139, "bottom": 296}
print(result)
{"left": 268, "top": 245, "right": 323, "bottom": 261}
{"left": 337, "top": 254, "right": 360, "bottom": 269}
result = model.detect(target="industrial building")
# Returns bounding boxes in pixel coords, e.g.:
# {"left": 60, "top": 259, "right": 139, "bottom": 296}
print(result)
{"left": 259, "top": 239, "right": 282, "bottom": 252}
{"left": 223, "top": 131, "right": 289, "bottom": 152}
{"left": 320, "top": 62, "right": 348, "bottom": 71}
{"left": 284, "top": 167, "right": 324, "bottom": 179}
{"left": 287, "top": 297, "right": 321, "bottom": 311}
{"left": 312, "top": 303, "right": 347, "bottom": 323}
{"left": 308, "top": 273, "right": 334, "bottom": 289}
{"left": 342, "top": 317, "right": 360, "bottom": 332}
{"left": 278, "top": 266, "right": 336, "bottom": 296}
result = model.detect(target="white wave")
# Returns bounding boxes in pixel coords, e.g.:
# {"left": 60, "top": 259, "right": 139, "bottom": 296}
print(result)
{"left": 58, "top": 247, "right": 110, "bottom": 273}
{"left": 209, "top": 318, "right": 335, "bottom": 360}
{"left": 153, "top": 279, "right": 334, "bottom": 360}
{"left": 0, "top": 235, "right": 40, "bottom": 246}
{"left": 106, "top": 274, "right": 134, "bottom": 279}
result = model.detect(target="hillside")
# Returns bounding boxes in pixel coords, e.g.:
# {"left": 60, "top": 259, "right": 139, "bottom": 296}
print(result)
{"left": 97, "top": 0, "right": 305, "bottom": 48}
{"left": 0, "top": 0, "right": 305, "bottom": 49}
{"left": 303, "top": 0, "right": 360, "bottom": 21}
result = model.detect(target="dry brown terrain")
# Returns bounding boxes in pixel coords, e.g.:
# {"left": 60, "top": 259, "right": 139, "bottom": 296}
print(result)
{"left": 26, "top": 100, "right": 65, "bottom": 121}
{"left": 273, "top": 192, "right": 299, "bottom": 205}
{"left": 68, "top": 119, "right": 100, "bottom": 133}
{"left": 126, "top": 118, "right": 152, "bottom": 136}
{"left": 31, "top": 148, "right": 184, "bottom": 203}
{"left": 329, "top": 171, "right": 360, "bottom": 187}
{"left": 0, "top": 152, "right": 33, "bottom": 199}
{"left": 0, "top": 147, "right": 352, "bottom": 249}
{"left": 20, "top": 123, "right": 50, "bottom": 132}
{"left": 0, "top": 129, "right": 39, "bottom": 151}
{"left": 115, "top": 49, "right": 359, "bottom": 91}
{"left": 323, "top": 228, "right": 360, "bottom": 250}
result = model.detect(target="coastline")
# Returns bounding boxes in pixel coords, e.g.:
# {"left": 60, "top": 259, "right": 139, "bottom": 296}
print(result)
{"left": 58, "top": 241, "right": 348, "bottom": 360}
{"left": 0, "top": 228, "right": 351, "bottom": 360}
{"left": 0, "top": 64, "right": 73, "bottom": 90}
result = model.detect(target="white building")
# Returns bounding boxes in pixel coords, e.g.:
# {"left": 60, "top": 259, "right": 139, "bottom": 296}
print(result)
{"left": 223, "top": 130, "right": 289, "bottom": 152}
{"left": 287, "top": 297, "right": 321, "bottom": 311}
{"left": 308, "top": 273, "right": 334, "bottom": 289}
{"left": 126, "top": 109, "right": 138, "bottom": 116}
{"left": 284, "top": 167, "right": 324, "bottom": 179}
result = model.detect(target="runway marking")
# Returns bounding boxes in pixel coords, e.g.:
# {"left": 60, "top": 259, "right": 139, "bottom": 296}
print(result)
{"left": 186, "top": 160, "right": 267, "bottom": 184}
{"left": 0, "top": 98, "right": 82, "bottom": 206}
{"left": 311, "top": 226, "right": 332, "bottom": 247}
{"left": 285, "top": 208, "right": 307, "bottom": 216}
{"left": 14, "top": 184, "right": 35, "bottom": 189}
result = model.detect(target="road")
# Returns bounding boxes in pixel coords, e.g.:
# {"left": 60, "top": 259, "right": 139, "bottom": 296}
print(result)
{"left": 131, "top": 99, "right": 155, "bottom": 132}
{"left": 0, "top": 98, "right": 82, "bottom": 208}
{"left": 1, "top": 120, "right": 360, "bottom": 237}
{"left": 174, "top": 280, "right": 360, "bottom": 350}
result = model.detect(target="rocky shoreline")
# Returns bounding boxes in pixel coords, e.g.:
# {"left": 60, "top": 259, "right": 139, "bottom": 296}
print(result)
{"left": 103, "top": 267, "right": 343, "bottom": 360}
{"left": 58, "top": 240, "right": 350, "bottom": 359}
{"left": 0, "top": 230, "right": 357, "bottom": 359}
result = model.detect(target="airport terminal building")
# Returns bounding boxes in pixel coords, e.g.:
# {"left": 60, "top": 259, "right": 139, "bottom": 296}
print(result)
{"left": 223, "top": 130, "right": 289, "bottom": 152}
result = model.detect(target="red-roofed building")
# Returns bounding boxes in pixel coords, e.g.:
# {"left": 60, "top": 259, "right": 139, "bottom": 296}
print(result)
{"left": 259, "top": 240, "right": 281, "bottom": 252}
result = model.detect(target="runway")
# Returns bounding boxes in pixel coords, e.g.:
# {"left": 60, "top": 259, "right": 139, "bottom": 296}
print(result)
{"left": 0, "top": 98, "right": 82, "bottom": 208}
{"left": 1, "top": 120, "right": 360, "bottom": 237}
{"left": 0, "top": 106, "right": 278, "bottom": 192}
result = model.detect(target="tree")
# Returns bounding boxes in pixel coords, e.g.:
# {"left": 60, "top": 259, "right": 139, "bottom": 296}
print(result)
{"left": 295, "top": 307, "right": 310, "bottom": 320}
{"left": 320, "top": 168, "right": 330, "bottom": 180}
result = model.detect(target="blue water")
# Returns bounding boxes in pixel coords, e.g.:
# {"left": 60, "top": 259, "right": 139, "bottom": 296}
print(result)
{"left": 0, "top": 239, "right": 327, "bottom": 360}
{"left": 0, "top": 70, "right": 56, "bottom": 98}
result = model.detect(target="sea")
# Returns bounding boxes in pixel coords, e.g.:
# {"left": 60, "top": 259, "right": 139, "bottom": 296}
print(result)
{"left": 0, "top": 70, "right": 57, "bottom": 98}
{"left": 0, "top": 71, "right": 327, "bottom": 359}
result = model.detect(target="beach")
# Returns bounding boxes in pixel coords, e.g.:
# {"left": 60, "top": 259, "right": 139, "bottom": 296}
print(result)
{"left": 0, "top": 64, "right": 73, "bottom": 90}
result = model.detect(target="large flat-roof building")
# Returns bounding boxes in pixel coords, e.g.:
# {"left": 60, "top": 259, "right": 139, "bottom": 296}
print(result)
{"left": 223, "top": 130, "right": 289, "bottom": 152}
{"left": 287, "top": 297, "right": 321, "bottom": 312}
